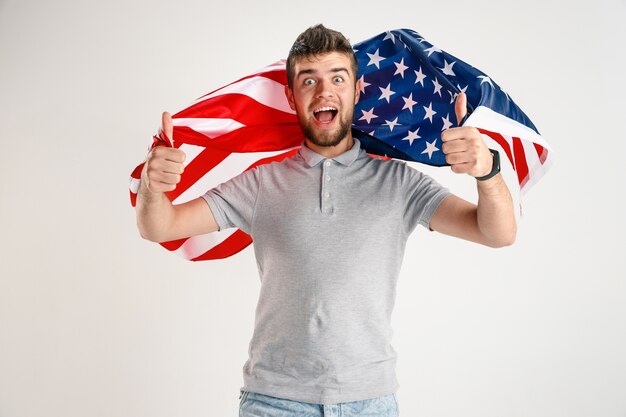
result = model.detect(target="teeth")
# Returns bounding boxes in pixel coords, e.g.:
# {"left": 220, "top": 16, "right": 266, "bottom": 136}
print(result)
{"left": 314, "top": 106, "right": 337, "bottom": 113}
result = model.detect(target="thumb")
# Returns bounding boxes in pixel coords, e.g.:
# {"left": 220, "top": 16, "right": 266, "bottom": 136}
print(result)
{"left": 160, "top": 111, "right": 174, "bottom": 146}
{"left": 454, "top": 92, "right": 468, "bottom": 125}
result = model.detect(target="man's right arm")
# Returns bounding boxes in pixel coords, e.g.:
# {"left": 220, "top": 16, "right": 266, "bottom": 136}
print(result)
{"left": 135, "top": 112, "right": 219, "bottom": 242}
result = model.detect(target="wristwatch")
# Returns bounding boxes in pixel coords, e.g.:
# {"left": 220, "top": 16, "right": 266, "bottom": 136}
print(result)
{"left": 475, "top": 149, "right": 500, "bottom": 181}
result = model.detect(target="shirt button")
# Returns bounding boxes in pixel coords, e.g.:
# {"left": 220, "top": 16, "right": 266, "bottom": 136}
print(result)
{"left": 324, "top": 192, "right": 330, "bottom": 199}
{"left": 325, "top": 160, "right": 331, "bottom": 167}
{"left": 325, "top": 175, "right": 331, "bottom": 182}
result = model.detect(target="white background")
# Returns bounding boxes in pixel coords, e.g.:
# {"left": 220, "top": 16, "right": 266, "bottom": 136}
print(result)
{"left": 1, "top": 0, "right": 625, "bottom": 416}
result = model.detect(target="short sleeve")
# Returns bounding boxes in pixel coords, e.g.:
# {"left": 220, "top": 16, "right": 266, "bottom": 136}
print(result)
{"left": 402, "top": 164, "right": 451, "bottom": 234}
{"left": 201, "top": 167, "right": 261, "bottom": 235}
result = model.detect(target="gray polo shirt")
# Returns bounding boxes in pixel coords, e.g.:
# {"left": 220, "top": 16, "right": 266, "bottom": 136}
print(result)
{"left": 202, "top": 139, "right": 451, "bottom": 405}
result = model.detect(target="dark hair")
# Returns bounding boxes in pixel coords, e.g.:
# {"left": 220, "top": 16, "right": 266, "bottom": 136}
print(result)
{"left": 286, "top": 24, "right": 358, "bottom": 88}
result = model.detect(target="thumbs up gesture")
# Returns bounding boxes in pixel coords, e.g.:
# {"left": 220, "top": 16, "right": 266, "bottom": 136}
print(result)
{"left": 441, "top": 93, "right": 493, "bottom": 178}
{"left": 141, "top": 112, "right": 186, "bottom": 193}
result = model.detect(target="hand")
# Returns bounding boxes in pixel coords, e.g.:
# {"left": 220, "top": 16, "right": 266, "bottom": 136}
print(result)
{"left": 441, "top": 93, "right": 493, "bottom": 178}
{"left": 141, "top": 112, "right": 186, "bottom": 193}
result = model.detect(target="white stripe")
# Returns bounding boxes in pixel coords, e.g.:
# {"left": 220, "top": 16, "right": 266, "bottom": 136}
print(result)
{"left": 480, "top": 131, "right": 513, "bottom": 166}
{"left": 172, "top": 149, "right": 296, "bottom": 204}
{"left": 192, "top": 76, "right": 295, "bottom": 114}
{"left": 173, "top": 118, "right": 245, "bottom": 139}
{"left": 519, "top": 137, "right": 554, "bottom": 195}
{"left": 129, "top": 177, "right": 140, "bottom": 194}
{"left": 465, "top": 106, "right": 551, "bottom": 150}
{"left": 174, "top": 228, "right": 238, "bottom": 260}
{"left": 178, "top": 143, "right": 205, "bottom": 166}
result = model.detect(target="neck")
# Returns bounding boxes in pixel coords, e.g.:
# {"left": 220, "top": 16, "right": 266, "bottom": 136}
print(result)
{"left": 304, "top": 136, "right": 355, "bottom": 159}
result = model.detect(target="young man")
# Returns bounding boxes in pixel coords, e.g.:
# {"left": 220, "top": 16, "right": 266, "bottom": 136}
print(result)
{"left": 136, "top": 25, "right": 516, "bottom": 417}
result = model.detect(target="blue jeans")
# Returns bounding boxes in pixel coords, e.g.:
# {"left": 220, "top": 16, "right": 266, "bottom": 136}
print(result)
{"left": 239, "top": 390, "right": 400, "bottom": 417}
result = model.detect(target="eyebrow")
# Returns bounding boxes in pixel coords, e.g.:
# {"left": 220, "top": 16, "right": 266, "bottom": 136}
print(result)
{"left": 296, "top": 67, "right": 350, "bottom": 79}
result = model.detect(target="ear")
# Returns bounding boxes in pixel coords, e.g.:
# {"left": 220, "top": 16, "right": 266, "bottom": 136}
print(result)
{"left": 285, "top": 86, "right": 296, "bottom": 111}
{"left": 354, "top": 78, "right": 361, "bottom": 105}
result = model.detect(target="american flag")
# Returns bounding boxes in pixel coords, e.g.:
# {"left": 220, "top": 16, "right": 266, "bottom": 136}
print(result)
{"left": 129, "top": 29, "right": 552, "bottom": 261}
{"left": 352, "top": 29, "right": 552, "bottom": 192}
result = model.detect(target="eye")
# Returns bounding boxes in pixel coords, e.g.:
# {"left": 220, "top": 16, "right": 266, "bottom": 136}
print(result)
{"left": 333, "top": 75, "right": 344, "bottom": 83}
{"left": 304, "top": 78, "right": 315, "bottom": 86}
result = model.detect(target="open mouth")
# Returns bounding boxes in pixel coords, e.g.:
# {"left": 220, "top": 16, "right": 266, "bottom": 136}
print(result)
{"left": 313, "top": 106, "right": 338, "bottom": 124}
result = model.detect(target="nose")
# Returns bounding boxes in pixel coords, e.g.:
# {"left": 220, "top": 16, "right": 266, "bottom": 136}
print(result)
{"left": 314, "top": 78, "right": 334, "bottom": 98}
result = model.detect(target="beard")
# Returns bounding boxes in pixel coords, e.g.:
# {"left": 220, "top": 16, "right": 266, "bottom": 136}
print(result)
{"left": 297, "top": 108, "right": 354, "bottom": 148}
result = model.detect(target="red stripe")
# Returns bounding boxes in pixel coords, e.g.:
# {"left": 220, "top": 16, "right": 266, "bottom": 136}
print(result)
{"left": 175, "top": 93, "right": 297, "bottom": 126}
{"left": 205, "top": 124, "right": 304, "bottom": 152}
{"left": 512, "top": 137, "right": 529, "bottom": 187}
{"left": 191, "top": 230, "right": 253, "bottom": 261}
{"left": 160, "top": 238, "right": 187, "bottom": 252}
{"left": 533, "top": 142, "right": 548, "bottom": 164}
{"left": 169, "top": 125, "right": 217, "bottom": 147}
{"left": 258, "top": 69, "right": 289, "bottom": 86}
{"left": 477, "top": 128, "right": 514, "bottom": 170}
{"left": 367, "top": 153, "right": 391, "bottom": 160}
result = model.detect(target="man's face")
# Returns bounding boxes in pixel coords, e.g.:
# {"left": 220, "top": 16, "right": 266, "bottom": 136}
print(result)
{"left": 286, "top": 52, "right": 360, "bottom": 148}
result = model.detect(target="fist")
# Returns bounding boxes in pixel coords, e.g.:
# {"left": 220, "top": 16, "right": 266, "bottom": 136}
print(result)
{"left": 441, "top": 93, "right": 493, "bottom": 178}
{"left": 141, "top": 112, "right": 186, "bottom": 193}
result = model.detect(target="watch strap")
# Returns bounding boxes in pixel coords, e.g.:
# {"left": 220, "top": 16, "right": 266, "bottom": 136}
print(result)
{"left": 475, "top": 149, "right": 500, "bottom": 181}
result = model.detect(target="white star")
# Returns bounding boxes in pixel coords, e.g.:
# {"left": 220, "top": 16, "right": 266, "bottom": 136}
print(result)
{"left": 438, "top": 59, "right": 456, "bottom": 76}
{"left": 358, "top": 75, "right": 371, "bottom": 94}
{"left": 421, "top": 140, "right": 439, "bottom": 159}
{"left": 394, "top": 58, "right": 409, "bottom": 78}
{"left": 366, "top": 48, "right": 385, "bottom": 69}
{"left": 384, "top": 117, "right": 400, "bottom": 132}
{"left": 402, "top": 93, "right": 418, "bottom": 113}
{"left": 450, "top": 85, "right": 468, "bottom": 104}
{"left": 414, "top": 67, "right": 426, "bottom": 87}
{"left": 383, "top": 31, "right": 396, "bottom": 43}
{"left": 441, "top": 113, "right": 454, "bottom": 130}
{"left": 478, "top": 75, "right": 494, "bottom": 88}
{"left": 402, "top": 128, "right": 421, "bottom": 146}
{"left": 432, "top": 77, "right": 443, "bottom": 97}
{"left": 359, "top": 107, "right": 378, "bottom": 124}
{"left": 448, "top": 90, "right": 457, "bottom": 104}
{"left": 378, "top": 83, "right": 395, "bottom": 103}
{"left": 424, "top": 45, "right": 442, "bottom": 57}
{"left": 423, "top": 102, "right": 437, "bottom": 123}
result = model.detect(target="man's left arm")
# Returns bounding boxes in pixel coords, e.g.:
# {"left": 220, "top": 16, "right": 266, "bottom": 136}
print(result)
{"left": 428, "top": 93, "right": 516, "bottom": 248}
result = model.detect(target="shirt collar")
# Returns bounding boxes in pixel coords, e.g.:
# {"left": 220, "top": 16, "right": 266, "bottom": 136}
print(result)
{"left": 298, "top": 138, "right": 363, "bottom": 168}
